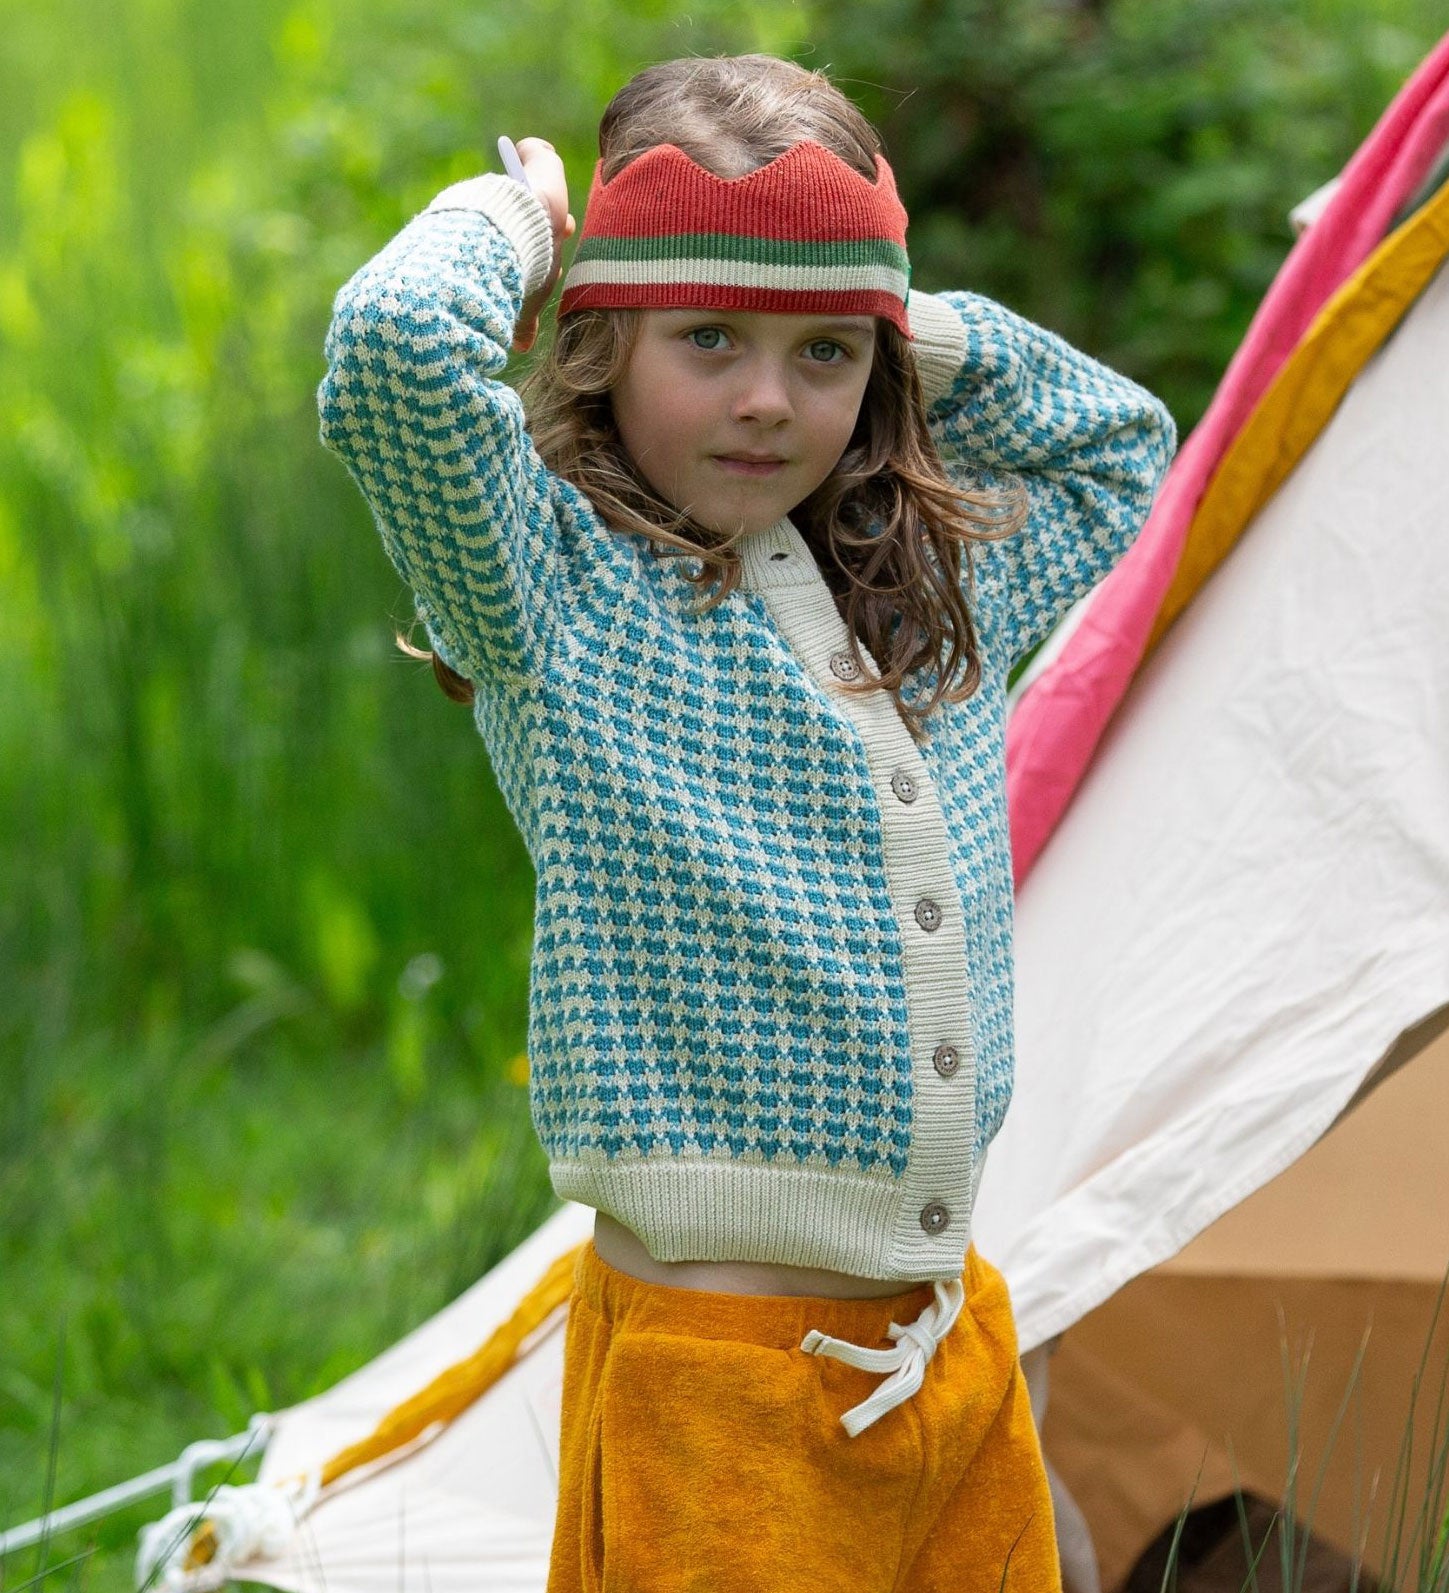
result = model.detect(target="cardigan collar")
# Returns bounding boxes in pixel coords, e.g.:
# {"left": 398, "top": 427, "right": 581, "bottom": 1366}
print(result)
{"left": 735, "top": 515, "right": 820, "bottom": 593}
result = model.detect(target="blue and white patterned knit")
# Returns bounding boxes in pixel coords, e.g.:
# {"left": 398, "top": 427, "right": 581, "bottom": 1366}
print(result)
{"left": 319, "top": 173, "right": 1176, "bottom": 1282}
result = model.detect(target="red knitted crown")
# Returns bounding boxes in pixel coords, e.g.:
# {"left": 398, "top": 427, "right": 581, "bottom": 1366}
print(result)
{"left": 558, "top": 140, "right": 913, "bottom": 337}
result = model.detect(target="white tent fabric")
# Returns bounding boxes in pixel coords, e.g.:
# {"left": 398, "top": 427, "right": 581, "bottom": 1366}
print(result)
{"left": 973, "top": 253, "right": 1449, "bottom": 1354}
{"left": 178, "top": 249, "right": 1449, "bottom": 1593}
{"left": 251, "top": 1202, "right": 590, "bottom": 1593}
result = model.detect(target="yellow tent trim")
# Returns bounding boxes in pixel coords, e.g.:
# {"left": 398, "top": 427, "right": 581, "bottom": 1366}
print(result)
{"left": 184, "top": 1243, "right": 584, "bottom": 1568}
{"left": 318, "top": 1241, "right": 583, "bottom": 1488}
{"left": 1145, "top": 168, "right": 1449, "bottom": 661}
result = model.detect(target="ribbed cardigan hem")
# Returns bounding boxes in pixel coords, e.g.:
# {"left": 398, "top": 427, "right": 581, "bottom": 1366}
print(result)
{"left": 551, "top": 1156, "right": 971, "bottom": 1283}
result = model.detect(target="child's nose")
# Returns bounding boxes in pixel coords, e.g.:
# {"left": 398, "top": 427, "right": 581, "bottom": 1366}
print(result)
{"left": 731, "top": 359, "right": 793, "bottom": 425}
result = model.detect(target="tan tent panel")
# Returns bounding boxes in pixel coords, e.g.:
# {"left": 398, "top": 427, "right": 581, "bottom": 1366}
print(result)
{"left": 1042, "top": 1015, "right": 1449, "bottom": 1591}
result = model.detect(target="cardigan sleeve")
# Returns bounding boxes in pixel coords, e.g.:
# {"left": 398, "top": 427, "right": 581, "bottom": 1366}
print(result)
{"left": 906, "top": 288, "right": 1178, "bottom": 670}
{"left": 318, "top": 174, "right": 564, "bottom": 685}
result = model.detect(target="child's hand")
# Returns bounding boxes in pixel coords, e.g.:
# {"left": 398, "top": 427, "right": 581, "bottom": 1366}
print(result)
{"left": 511, "top": 137, "right": 576, "bottom": 354}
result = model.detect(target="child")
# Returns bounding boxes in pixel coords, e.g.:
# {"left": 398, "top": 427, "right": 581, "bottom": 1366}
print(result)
{"left": 319, "top": 51, "right": 1176, "bottom": 1593}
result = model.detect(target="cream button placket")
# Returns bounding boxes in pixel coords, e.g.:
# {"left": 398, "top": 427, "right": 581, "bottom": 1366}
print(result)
{"left": 733, "top": 516, "right": 977, "bottom": 1277}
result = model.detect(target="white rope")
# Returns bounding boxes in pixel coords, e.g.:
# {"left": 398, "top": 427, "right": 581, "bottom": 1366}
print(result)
{"left": 800, "top": 1277, "right": 966, "bottom": 1437}
{"left": 135, "top": 1470, "right": 320, "bottom": 1593}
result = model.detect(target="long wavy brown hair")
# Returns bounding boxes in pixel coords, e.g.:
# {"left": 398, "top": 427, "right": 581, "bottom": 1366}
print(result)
{"left": 408, "top": 53, "right": 1027, "bottom": 740}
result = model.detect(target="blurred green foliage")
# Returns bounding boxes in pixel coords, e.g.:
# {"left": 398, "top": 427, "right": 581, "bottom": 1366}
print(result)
{"left": 0, "top": 0, "right": 1442, "bottom": 1582}
{"left": 840, "top": 0, "right": 1440, "bottom": 418}
{"left": 3, "top": 0, "right": 1440, "bottom": 1114}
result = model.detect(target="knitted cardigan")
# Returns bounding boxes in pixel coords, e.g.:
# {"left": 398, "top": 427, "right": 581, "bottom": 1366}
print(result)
{"left": 319, "top": 173, "right": 1177, "bottom": 1282}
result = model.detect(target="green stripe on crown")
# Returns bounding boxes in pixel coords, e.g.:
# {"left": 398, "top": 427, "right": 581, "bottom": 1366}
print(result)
{"left": 573, "top": 232, "right": 909, "bottom": 272}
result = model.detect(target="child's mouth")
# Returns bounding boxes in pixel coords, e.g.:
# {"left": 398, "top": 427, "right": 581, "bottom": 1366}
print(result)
{"left": 713, "top": 456, "right": 787, "bottom": 477}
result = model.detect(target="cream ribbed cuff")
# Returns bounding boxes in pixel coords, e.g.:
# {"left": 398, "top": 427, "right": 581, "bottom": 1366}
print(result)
{"left": 907, "top": 289, "right": 969, "bottom": 408}
{"left": 424, "top": 172, "right": 555, "bottom": 301}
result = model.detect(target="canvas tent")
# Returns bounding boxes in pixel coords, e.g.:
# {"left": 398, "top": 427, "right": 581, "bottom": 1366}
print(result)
{"left": 8, "top": 29, "right": 1448, "bottom": 1593}
{"left": 126, "top": 1025, "right": 1449, "bottom": 1593}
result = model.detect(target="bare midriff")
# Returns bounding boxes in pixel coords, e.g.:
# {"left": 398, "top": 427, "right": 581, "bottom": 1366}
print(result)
{"left": 592, "top": 1210, "right": 916, "bottom": 1299}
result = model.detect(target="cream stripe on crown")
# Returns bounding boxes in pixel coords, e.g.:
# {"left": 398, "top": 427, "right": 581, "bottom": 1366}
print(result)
{"left": 561, "top": 257, "right": 910, "bottom": 299}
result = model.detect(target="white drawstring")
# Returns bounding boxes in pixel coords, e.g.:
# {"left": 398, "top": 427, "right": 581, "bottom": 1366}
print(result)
{"left": 800, "top": 1278, "right": 965, "bottom": 1437}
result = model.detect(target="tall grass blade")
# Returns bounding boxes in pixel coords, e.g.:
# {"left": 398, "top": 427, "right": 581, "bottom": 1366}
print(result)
{"left": 1240, "top": 1515, "right": 1277, "bottom": 1593}
{"left": 996, "top": 1510, "right": 1034, "bottom": 1592}
{"left": 1409, "top": 1283, "right": 1449, "bottom": 1591}
{"left": 3, "top": 1549, "right": 98, "bottom": 1593}
{"left": 1226, "top": 1443, "right": 1274, "bottom": 1593}
{"left": 1156, "top": 1503, "right": 1189, "bottom": 1593}
{"left": 1377, "top": 1267, "right": 1449, "bottom": 1590}
{"left": 1155, "top": 1447, "right": 1213, "bottom": 1593}
{"left": 32, "top": 1323, "right": 65, "bottom": 1589}
{"left": 1346, "top": 1342, "right": 1376, "bottom": 1593}
{"left": 1275, "top": 1306, "right": 1309, "bottom": 1592}
{"left": 294, "top": 1513, "right": 332, "bottom": 1593}
{"left": 134, "top": 1425, "right": 268, "bottom": 1593}
{"left": 1294, "top": 1322, "right": 1372, "bottom": 1591}
{"left": 59, "top": 1533, "right": 91, "bottom": 1593}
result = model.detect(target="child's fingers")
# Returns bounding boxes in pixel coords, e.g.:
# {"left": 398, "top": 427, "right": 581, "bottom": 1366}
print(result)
{"left": 505, "top": 141, "right": 571, "bottom": 353}
{"left": 514, "top": 139, "right": 566, "bottom": 190}
{"left": 512, "top": 314, "right": 537, "bottom": 353}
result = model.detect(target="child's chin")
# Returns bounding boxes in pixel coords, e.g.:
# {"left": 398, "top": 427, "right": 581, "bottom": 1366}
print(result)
{"left": 691, "top": 503, "right": 796, "bottom": 540}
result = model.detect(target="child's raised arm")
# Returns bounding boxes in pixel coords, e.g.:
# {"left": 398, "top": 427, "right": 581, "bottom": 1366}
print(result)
{"left": 906, "top": 288, "right": 1178, "bottom": 670}
{"left": 317, "top": 155, "right": 573, "bottom": 687}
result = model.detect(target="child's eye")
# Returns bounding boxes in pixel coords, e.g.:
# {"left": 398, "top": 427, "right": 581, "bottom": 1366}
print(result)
{"left": 806, "top": 340, "right": 849, "bottom": 364}
{"left": 684, "top": 327, "right": 729, "bottom": 352}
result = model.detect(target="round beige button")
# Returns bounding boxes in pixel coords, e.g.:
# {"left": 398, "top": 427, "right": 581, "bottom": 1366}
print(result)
{"left": 914, "top": 897, "right": 942, "bottom": 932}
{"left": 932, "top": 1043, "right": 960, "bottom": 1077}
{"left": 890, "top": 768, "right": 918, "bottom": 804}
{"left": 829, "top": 649, "right": 861, "bottom": 681}
{"left": 920, "top": 1202, "right": 950, "bottom": 1236}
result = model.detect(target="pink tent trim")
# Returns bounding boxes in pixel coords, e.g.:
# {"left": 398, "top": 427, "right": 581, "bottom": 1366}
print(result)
{"left": 1005, "top": 29, "right": 1449, "bottom": 889}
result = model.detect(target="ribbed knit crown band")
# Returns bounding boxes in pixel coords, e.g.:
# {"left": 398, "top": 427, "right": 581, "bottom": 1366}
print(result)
{"left": 558, "top": 140, "right": 914, "bottom": 337}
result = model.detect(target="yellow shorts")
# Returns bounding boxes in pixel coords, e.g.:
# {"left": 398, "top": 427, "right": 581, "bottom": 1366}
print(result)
{"left": 545, "top": 1239, "right": 1061, "bottom": 1593}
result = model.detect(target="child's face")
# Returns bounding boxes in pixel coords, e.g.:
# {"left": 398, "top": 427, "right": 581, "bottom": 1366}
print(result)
{"left": 610, "top": 308, "right": 878, "bottom": 538}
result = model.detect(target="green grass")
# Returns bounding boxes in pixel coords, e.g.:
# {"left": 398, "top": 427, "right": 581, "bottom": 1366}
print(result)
{"left": 0, "top": 1030, "right": 559, "bottom": 1592}
{"left": 0, "top": 2, "right": 810, "bottom": 1585}
{"left": 1149, "top": 1283, "right": 1449, "bottom": 1593}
